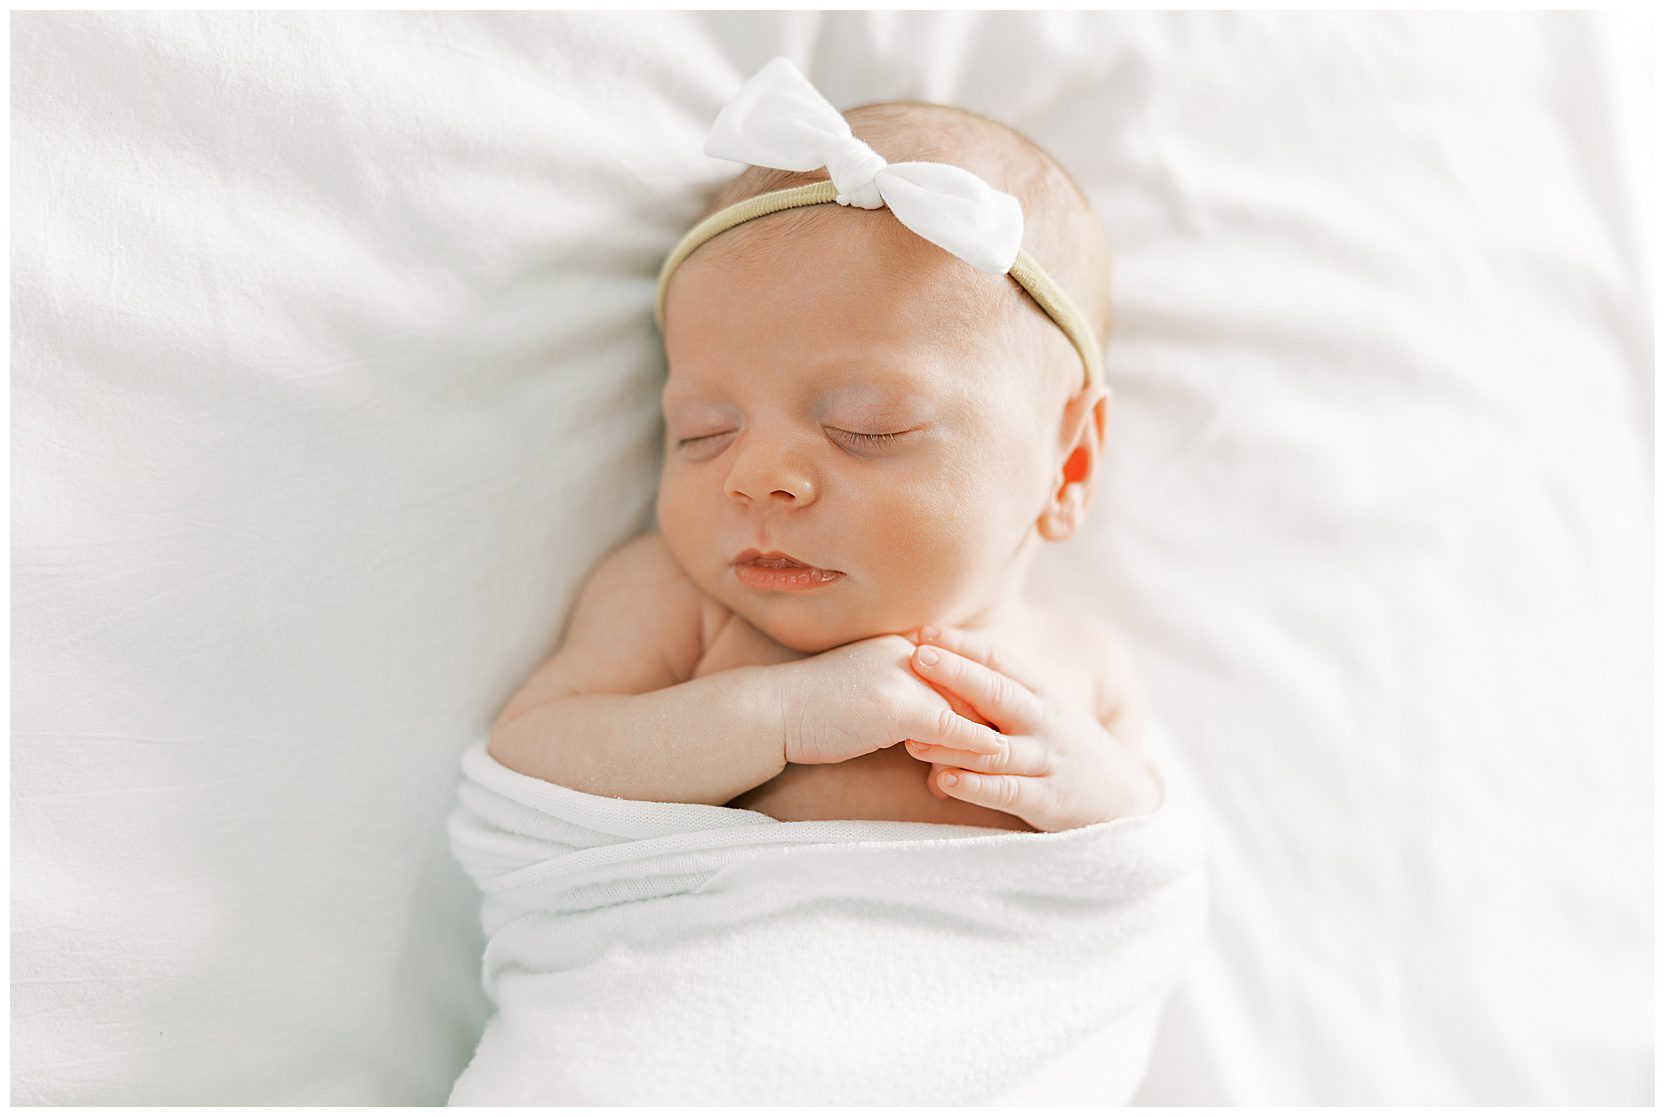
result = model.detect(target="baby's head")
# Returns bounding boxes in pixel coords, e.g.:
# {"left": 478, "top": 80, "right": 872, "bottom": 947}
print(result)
{"left": 657, "top": 99, "right": 1113, "bottom": 654}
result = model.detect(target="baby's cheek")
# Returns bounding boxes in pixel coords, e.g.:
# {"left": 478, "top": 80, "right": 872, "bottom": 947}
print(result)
{"left": 879, "top": 486, "right": 979, "bottom": 559}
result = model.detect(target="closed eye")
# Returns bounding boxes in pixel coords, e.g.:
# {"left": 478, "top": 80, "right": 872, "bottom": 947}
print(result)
{"left": 830, "top": 428, "right": 911, "bottom": 447}
{"left": 675, "top": 432, "right": 729, "bottom": 448}
{"left": 676, "top": 428, "right": 912, "bottom": 449}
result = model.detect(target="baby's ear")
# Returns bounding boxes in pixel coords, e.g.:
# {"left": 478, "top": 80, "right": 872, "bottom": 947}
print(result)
{"left": 1078, "top": 383, "right": 1112, "bottom": 448}
{"left": 1057, "top": 383, "right": 1111, "bottom": 450}
{"left": 1037, "top": 384, "right": 1112, "bottom": 543}
{"left": 1091, "top": 385, "right": 1112, "bottom": 444}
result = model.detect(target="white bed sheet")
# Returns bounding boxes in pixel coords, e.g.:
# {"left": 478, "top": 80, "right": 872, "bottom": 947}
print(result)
{"left": 10, "top": 10, "right": 1652, "bottom": 1105}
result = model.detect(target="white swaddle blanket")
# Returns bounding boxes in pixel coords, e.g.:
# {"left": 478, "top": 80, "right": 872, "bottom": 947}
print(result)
{"left": 445, "top": 736, "right": 1209, "bottom": 1105}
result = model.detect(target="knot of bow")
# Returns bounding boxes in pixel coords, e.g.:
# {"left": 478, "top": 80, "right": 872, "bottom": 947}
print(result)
{"left": 703, "top": 57, "right": 1025, "bottom": 276}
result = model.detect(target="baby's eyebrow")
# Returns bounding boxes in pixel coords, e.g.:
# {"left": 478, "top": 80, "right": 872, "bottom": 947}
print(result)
{"left": 807, "top": 352, "right": 939, "bottom": 389}
{"left": 819, "top": 374, "right": 932, "bottom": 402}
{"left": 664, "top": 365, "right": 936, "bottom": 406}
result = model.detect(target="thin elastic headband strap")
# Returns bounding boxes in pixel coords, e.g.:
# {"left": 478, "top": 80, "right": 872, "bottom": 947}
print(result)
{"left": 653, "top": 180, "right": 1105, "bottom": 389}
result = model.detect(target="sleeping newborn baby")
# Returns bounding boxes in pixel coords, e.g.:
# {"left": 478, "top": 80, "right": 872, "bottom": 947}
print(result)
{"left": 487, "top": 59, "right": 1164, "bottom": 834}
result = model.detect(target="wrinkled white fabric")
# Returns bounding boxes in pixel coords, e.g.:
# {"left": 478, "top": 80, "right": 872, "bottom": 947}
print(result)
{"left": 444, "top": 738, "right": 1209, "bottom": 1105}
{"left": 704, "top": 56, "right": 1024, "bottom": 274}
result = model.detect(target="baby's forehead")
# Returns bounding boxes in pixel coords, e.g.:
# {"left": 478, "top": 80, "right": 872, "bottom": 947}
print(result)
{"left": 689, "top": 216, "right": 1020, "bottom": 339}
{"left": 666, "top": 199, "right": 1060, "bottom": 408}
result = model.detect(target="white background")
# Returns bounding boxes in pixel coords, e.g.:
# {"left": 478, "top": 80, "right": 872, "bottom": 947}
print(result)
{"left": 10, "top": 11, "right": 1653, "bottom": 1104}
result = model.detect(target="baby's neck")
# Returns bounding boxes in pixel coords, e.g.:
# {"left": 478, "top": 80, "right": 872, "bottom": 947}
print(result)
{"left": 938, "top": 593, "right": 1038, "bottom": 643}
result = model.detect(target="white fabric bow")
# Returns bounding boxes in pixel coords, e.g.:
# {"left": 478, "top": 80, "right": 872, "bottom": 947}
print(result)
{"left": 703, "top": 57, "right": 1025, "bottom": 276}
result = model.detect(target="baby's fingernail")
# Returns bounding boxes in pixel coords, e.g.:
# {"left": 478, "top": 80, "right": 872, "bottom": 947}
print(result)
{"left": 940, "top": 772, "right": 958, "bottom": 788}
{"left": 920, "top": 625, "right": 939, "bottom": 642}
{"left": 916, "top": 646, "right": 940, "bottom": 666}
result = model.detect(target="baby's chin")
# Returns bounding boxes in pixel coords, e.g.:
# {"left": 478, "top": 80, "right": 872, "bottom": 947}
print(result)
{"left": 728, "top": 593, "right": 908, "bottom": 655}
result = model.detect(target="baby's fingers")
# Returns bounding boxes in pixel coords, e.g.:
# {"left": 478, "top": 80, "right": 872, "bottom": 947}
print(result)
{"left": 906, "top": 734, "right": 1042, "bottom": 776}
{"left": 912, "top": 644, "right": 1044, "bottom": 735}
{"left": 914, "top": 624, "right": 1049, "bottom": 696}
{"left": 908, "top": 704, "right": 1006, "bottom": 756}
{"left": 919, "top": 674, "right": 987, "bottom": 728}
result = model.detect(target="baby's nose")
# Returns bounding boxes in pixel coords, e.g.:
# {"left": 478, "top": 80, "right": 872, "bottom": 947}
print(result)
{"left": 724, "top": 427, "right": 820, "bottom": 506}
{"left": 728, "top": 466, "right": 815, "bottom": 506}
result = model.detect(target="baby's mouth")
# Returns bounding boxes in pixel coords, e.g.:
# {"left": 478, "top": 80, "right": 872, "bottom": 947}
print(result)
{"left": 733, "top": 548, "right": 839, "bottom": 572}
{"left": 733, "top": 549, "right": 845, "bottom": 588}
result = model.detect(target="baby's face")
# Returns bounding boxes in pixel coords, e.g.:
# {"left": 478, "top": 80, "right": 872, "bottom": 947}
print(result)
{"left": 657, "top": 208, "right": 1065, "bottom": 654}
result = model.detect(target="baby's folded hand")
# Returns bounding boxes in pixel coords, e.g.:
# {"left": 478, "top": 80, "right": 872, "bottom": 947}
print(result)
{"left": 903, "top": 625, "right": 995, "bottom": 800}
{"left": 901, "top": 625, "right": 1162, "bottom": 830}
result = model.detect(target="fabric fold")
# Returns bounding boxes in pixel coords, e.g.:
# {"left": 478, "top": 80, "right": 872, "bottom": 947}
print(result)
{"left": 446, "top": 737, "right": 1208, "bottom": 1105}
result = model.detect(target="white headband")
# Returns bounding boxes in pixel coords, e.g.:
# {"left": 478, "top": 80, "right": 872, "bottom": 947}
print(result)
{"left": 706, "top": 57, "right": 1025, "bottom": 275}
{"left": 655, "top": 57, "right": 1105, "bottom": 388}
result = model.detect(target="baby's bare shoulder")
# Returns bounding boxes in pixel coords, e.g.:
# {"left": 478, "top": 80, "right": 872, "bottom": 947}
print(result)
{"left": 1030, "top": 604, "right": 1120, "bottom": 662}
{"left": 1033, "top": 606, "right": 1145, "bottom": 731}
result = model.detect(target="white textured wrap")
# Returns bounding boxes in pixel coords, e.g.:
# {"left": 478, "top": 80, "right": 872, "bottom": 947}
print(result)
{"left": 703, "top": 56, "right": 1025, "bottom": 275}
{"left": 444, "top": 738, "right": 1209, "bottom": 1105}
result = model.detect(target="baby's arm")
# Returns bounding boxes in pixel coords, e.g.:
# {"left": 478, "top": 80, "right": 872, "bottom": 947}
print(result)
{"left": 489, "top": 533, "right": 788, "bottom": 806}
